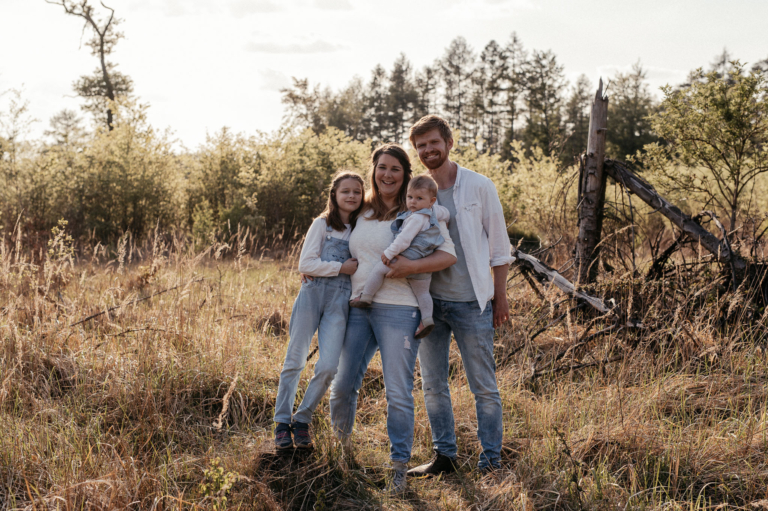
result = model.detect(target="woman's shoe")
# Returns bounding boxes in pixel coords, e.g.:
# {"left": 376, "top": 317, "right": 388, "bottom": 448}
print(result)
{"left": 292, "top": 421, "right": 313, "bottom": 449}
{"left": 385, "top": 461, "right": 408, "bottom": 494}
{"left": 274, "top": 423, "right": 293, "bottom": 450}
{"left": 414, "top": 317, "right": 435, "bottom": 339}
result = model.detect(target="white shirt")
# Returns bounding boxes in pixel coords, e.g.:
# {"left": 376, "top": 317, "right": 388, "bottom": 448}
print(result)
{"left": 383, "top": 205, "right": 450, "bottom": 260}
{"left": 350, "top": 211, "right": 456, "bottom": 307}
{"left": 442, "top": 165, "right": 516, "bottom": 313}
{"left": 297, "top": 217, "right": 351, "bottom": 277}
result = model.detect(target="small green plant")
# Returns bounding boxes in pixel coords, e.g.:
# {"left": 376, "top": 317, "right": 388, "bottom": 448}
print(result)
{"left": 199, "top": 457, "right": 239, "bottom": 510}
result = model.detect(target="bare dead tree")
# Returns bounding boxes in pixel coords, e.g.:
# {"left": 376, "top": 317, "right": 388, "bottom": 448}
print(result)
{"left": 45, "top": 0, "right": 133, "bottom": 130}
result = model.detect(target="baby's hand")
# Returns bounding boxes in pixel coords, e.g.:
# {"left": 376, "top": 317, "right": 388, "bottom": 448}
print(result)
{"left": 381, "top": 254, "right": 391, "bottom": 266}
{"left": 340, "top": 258, "right": 358, "bottom": 275}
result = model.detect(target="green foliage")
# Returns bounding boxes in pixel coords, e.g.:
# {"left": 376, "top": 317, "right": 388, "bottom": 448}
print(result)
{"left": 647, "top": 62, "right": 768, "bottom": 229}
{"left": 199, "top": 457, "right": 239, "bottom": 510}
{"left": 607, "top": 62, "right": 658, "bottom": 160}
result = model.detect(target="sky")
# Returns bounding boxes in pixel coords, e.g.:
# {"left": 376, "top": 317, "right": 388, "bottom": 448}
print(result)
{"left": 2, "top": 0, "right": 767, "bottom": 149}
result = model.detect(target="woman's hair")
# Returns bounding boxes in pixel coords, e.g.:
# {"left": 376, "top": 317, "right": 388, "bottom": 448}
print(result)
{"left": 320, "top": 171, "right": 366, "bottom": 231}
{"left": 366, "top": 143, "right": 413, "bottom": 221}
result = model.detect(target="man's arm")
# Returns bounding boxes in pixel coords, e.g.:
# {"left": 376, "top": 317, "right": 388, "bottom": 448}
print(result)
{"left": 491, "top": 264, "right": 509, "bottom": 328}
{"left": 384, "top": 250, "right": 456, "bottom": 279}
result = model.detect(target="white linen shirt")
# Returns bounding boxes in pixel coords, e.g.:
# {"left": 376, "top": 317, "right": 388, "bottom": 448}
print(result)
{"left": 446, "top": 165, "right": 516, "bottom": 313}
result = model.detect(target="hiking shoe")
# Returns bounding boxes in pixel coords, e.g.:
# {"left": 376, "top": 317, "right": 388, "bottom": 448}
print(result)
{"left": 292, "top": 421, "right": 313, "bottom": 449}
{"left": 477, "top": 463, "right": 501, "bottom": 476}
{"left": 274, "top": 423, "right": 293, "bottom": 450}
{"left": 385, "top": 461, "right": 408, "bottom": 494}
{"left": 406, "top": 450, "right": 458, "bottom": 477}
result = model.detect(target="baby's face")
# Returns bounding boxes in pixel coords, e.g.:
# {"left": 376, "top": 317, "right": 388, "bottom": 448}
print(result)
{"left": 406, "top": 187, "right": 436, "bottom": 212}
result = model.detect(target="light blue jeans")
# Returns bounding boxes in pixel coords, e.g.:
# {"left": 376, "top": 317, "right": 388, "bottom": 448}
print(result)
{"left": 329, "top": 304, "right": 422, "bottom": 463}
{"left": 418, "top": 299, "right": 502, "bottom": 469}
{"left": 273, "top": 275, "right": 351, "bottom": 425}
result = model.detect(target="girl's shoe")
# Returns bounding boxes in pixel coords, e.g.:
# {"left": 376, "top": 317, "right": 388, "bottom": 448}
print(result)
{"left": 274, "top": 423, "right": 293, "bottom": 450}
{"left": 414, "top": 317, "right": 435, "bottom": 339}
{"left": 292, "top": 421, "right": 313, "bottom": 449}
{"left": 349, "top": 294, "right": 373, "bottom": 309}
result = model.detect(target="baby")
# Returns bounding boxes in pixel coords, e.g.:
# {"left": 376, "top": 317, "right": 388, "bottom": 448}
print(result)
{"left": 351, "top": 174, "right": 449, "bottom": 339}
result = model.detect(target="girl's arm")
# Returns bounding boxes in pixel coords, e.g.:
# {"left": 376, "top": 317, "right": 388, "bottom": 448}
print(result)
{"left": 297, "top": 219, "right": 343, "bottom": 277}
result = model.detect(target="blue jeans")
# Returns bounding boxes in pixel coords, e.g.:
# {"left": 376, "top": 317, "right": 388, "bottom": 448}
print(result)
{"left": 418, "top": 299, "right": 502, "bottom": 468}
{"left": 273, "top": 276, "right": 351, "bottom": 425}
{"left": 329, "top": 304, "right": 422, "bottom": 463}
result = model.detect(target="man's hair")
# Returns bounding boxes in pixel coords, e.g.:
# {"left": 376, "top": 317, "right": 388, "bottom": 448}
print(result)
{"left": 408, "top": 174, "right": 438, "bottom": 198}
{"left": 409, "top": 115, "right": 453, "bottom": 147}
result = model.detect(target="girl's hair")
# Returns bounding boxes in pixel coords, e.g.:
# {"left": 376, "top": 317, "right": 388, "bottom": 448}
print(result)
{"left": 365, "top": 143, "right": 413, "bottom": 221}
{"left": 320, "top": 171, "right": 366, "bottom": 231}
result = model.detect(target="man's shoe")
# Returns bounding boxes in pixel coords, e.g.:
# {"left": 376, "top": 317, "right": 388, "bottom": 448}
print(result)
{"left": 385, "top": 461, "right": 408, "bottom": 494}
{"left": 478, "top": 463, "right": 501, "bottom": 475}
{"left": 274, "top": 423, "right": 293, "bottom": 450}
{"left": 292, "top": 421, "right": 313, "bottom": 449}
{"left": 406, "top": 450, "right": 457, "bottom": 477}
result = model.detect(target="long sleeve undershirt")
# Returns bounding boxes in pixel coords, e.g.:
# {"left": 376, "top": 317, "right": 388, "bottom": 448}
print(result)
{"left": 297, "top": 217, "right": 351, "bottom": 277}
{"left": 383, "top": 205, "right": 449, "bottom": 260}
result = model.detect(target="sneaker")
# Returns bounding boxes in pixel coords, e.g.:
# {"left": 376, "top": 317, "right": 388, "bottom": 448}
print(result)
{"left": 292, "top": 421, "right": 313, "bottom": 449}
{"left": 406, "top": 449, "right": 457, "bottom": 477}
{"left": 414, "top": 317, "right": 435, "bottom": 339}
{"left": 274, "top": 423, "right": 293, "bottom": 450}
{"left": 385, "top": 461, "right": 408, "bottom": 494}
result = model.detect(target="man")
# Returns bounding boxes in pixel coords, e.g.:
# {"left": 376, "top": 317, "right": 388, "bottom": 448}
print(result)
{"left": 398, "top": 115, "right": 513, "bottom": 475}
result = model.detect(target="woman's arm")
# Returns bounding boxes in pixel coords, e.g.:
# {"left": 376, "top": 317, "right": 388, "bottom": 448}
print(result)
{"left": 384, "top": 250, "right": 456, "bottom": 279}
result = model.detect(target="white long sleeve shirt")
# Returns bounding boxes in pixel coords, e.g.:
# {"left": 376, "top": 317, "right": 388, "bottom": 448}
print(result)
{"left": 438, "top": 165, "right": 516, "bottom": 313}
{"left": 383, "top": 205, "right": 450, "bottom": 260}
{"left": 297, "top": 217, "right": 351, "bottom": 277}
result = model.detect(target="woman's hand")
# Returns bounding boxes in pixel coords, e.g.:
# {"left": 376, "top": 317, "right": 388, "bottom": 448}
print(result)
{"left": 300, "top": 273, "right": 314, "bottom": 283}
{"left": 384, "top": 256, "right": 415, "bottom": 278}
{"left": 385, "top": 251, "right": 456, "bottom": 279}
{"left": 340, "top": 258, "right": 359, "bottom": 275}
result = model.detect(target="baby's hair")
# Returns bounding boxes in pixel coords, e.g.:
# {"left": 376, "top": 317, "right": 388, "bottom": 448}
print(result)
{"left": 321, "top": 171, "right": 366, "bottom": 231}
{"left": 408, "top": 174, "right": 438, "bottom": 198}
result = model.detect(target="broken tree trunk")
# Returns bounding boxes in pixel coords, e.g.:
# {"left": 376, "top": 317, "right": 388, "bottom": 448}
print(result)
{"left": 604, "top": 159, "right": 747, "bottom": 272}
{"left": 575, "top": 79, "right": 609, "bottom": 284}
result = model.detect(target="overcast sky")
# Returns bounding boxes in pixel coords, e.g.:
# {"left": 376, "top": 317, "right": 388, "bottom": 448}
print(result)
{"left": 3, "top": 0, "right": 767, "bottom": 149}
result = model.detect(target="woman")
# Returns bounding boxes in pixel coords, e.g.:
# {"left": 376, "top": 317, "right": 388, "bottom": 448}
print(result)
{"left": 328, "top": 144, "right": 457, "bottom": 493}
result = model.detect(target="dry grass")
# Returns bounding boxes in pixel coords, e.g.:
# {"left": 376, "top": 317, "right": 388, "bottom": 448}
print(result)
{"left": 2, "top": 227, "right": 768, "bottom": 510}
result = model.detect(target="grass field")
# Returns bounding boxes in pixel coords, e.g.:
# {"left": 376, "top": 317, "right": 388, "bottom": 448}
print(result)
{"left": 2, "top": 232, "right": 768, "bottom": 510}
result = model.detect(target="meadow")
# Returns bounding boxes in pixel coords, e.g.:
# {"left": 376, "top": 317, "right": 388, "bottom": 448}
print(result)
{"left": 2, "top": 224, "right": 768, "bottom": 511}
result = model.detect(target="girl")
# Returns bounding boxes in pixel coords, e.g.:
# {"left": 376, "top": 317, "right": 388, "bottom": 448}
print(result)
{"left": 273, "top": 171, "right": 365, "bottom": 450}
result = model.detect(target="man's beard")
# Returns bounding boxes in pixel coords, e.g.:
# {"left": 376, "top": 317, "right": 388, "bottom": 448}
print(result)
{"left": 421, "top": 150, "right": 447, "bottom": 170}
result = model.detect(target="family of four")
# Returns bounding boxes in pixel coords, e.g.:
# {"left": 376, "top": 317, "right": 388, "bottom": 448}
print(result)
{"left": 272, "top": 115, "right": 514, "bottom": 493}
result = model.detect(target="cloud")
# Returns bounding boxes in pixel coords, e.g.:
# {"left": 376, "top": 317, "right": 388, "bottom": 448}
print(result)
{"left": 244, "top": 40, "right": 344, "bottom": 54}
{"left": 228, "top": 0, "right": 282, "bottom": 15}
{"left": 259, "top": 69, "right": 291, "bottom": 91}
{"left": 314, "top": 0, "right": 353, "bottom": 10}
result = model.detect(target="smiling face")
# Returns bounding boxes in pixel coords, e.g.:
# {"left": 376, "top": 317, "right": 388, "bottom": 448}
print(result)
{"left": 374, "top": 153, "right": 406, "bottom": 205}
{"left": 413, "top": 128, "right": 453, "bottom": 170}
{"left": 335, "top": 177, "right": 363, "bottom": 216}
{"left": 406, "top": 185, "right": 437, "bottom": 212}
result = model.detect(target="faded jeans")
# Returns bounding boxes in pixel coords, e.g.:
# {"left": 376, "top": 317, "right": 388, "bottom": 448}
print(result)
{"left": 418, "top": 299, "right": 502, "bottom": 468}
{"left": 329, "top": 304, "right": 422, "bottom": 463}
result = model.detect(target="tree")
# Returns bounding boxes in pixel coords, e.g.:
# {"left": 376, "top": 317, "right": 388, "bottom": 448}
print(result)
{"left": 280, "top": 78, "right": 323, "bottom": 133}
{"left": 440, "top": 37, "right": 476, "bottom": 144}
{"left": 500, "top": 33, "right": 527, "bottom": 159}
{"left": 648, "top": 62, "right": 768, "bottom": 230}
{"left": 561, "top": 74, "right": 592, "bottom": 164}
{"left": 477, "top": 40, "right": 509, "bottom": 154}
{"left": 47, "top": 0, "right": 133, "bottom": 130}
{"left": 606, "top": 62, "right": 657, "bottom": 159}
{"left": 414, "top": 64, "right": 439, "bottom": 121}
{"left": 364, "top": 64, "right": 390, "bottom": 143}
{"left": 387, "top": 54, "right": 418, "bottom": 145}
{"left": 522, "top": 49, "right": 566, "bottom": 157}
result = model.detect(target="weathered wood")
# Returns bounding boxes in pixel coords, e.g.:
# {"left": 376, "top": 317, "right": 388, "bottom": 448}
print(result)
{"left": 604, "top": 160, "right": 747, "bottom": 272}
{"left": 515, "top": 251, "right": 613, "bottom": 313}
{"left": 575, "top": 79, "right": 609, "bottom": 284}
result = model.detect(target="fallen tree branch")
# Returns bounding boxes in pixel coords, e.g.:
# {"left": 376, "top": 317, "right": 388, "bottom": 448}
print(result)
{"left": 532, "top": 355, "right": 624, "bottom": 379}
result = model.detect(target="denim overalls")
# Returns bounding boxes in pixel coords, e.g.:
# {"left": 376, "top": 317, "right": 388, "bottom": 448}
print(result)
{"left": 274, "top": 224, "right": 352, "bottom": 425}
{"left": 390, "top": 207, "right": 445, "bottom": 280}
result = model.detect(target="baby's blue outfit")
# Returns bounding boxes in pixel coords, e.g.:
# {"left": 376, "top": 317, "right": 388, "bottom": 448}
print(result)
{"left": 274, "top": 224, "right": 351, "bottom": 425}
{"left": 391, "top": 207, "right": 445, "bottom": 280}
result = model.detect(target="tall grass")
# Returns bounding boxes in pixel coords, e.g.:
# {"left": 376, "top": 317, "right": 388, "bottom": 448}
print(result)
{"left": 2, "top": 224, "right": 768, "bottom": 510}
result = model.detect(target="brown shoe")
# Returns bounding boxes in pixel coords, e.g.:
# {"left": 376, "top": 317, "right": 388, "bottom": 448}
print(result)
{"left": 406, "top": 450, "right": 457, "bottom": 477}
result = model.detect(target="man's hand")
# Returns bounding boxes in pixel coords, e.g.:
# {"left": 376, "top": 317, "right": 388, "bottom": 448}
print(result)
{"left": 381, "top": 254, "right": 391, "bottom": 266}
{"left": 384, "top": 256, "right": 416, "bottom": 279}
{"left": 491, "top": 294, "right": 509, "bottom": 328}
